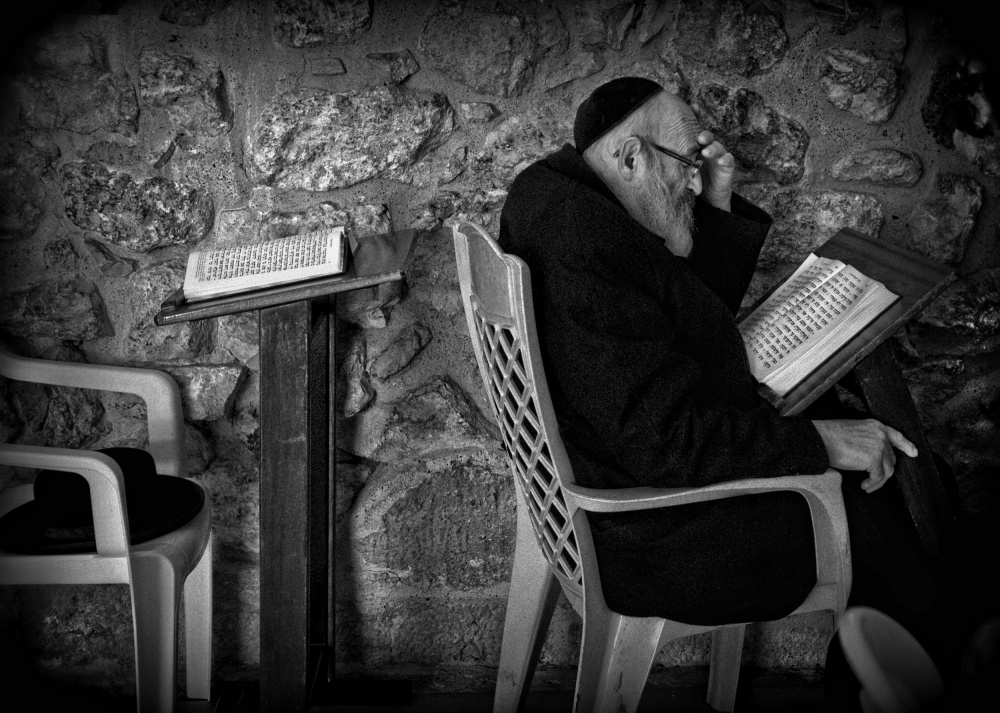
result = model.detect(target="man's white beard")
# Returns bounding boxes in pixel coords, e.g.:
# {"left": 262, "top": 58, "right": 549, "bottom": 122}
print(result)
{"left": 623, "top": 170, "right": 695, "bottom": 257}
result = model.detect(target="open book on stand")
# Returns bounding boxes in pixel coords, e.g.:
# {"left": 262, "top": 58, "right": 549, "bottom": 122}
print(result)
{"left": 181, "top": 226, "right": 346, "bottom": 303}
{"left": 739, "top": 253, "right": 900, "bottom": 396}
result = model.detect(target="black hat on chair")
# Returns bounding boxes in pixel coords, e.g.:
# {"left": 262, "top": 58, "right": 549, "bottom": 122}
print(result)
{"left": 0, "top": 447, "right": 204, "bottom": 554}
{"left": 574, "top": 77, "right": 664, "bottom": 154}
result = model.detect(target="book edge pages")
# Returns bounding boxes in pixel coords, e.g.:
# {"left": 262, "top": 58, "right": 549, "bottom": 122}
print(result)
{"left": 739, "top": 254, "right": 842, "bottom": 384}
{"left": 765, "top": 284, "right": 899, "bottom": 396}
{"left": 183, "top": 227, "right": 346, "bottom": 303}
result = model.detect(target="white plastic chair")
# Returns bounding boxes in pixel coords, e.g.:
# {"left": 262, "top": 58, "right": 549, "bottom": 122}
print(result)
{"left": 452, "top": 221, "right": 853, "bottom": 713}
{"left": 0, "top": 345, "right": 213, "bottom": 713}
{"left": 837, "top": 606, "right": 944, "bottom": 713}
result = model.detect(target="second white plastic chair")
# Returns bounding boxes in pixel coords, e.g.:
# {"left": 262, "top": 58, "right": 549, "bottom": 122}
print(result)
{"left": 0, "top": 346, "right": 213, "bottom": 712}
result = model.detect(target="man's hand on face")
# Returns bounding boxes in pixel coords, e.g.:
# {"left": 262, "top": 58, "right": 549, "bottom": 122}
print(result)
{"left": 696, "top": 130, "right": 736, "bottom": 213}
{"left": 811, "top": 418, "right": 919, "bottom": 493}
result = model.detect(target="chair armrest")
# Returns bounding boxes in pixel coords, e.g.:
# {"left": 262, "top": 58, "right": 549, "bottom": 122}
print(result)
{"left": 0, "top": 348, "right": 184, "bottom": 477}
{"left": 564, "top": 469, "right": 851, "bottom": 608}
{"left": 562, "top": 470, "right": 843, "bottom": 513}
{"left": 0, "top": 444, "right": 131, "bottom": 556}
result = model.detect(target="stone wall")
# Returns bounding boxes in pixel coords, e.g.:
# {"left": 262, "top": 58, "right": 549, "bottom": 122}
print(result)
{"left": 1, "top": 0, "right": 998, "bottom": 699}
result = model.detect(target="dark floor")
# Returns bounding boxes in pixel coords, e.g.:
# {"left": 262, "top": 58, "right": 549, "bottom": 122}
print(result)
{"left": 9, "top": 678, "right": 829, "bottom": 713}
{"left": 208, "top": 677, "right": 830, "bottom": 713}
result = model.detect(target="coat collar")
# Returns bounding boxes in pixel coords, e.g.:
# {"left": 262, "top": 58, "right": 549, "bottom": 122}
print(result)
{"left": 544, "top": 144, "right": 623, "bottom": 208}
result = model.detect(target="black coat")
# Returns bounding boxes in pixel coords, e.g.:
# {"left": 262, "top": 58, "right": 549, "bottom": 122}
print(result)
{"left": 498, "top": 145, "right": 832, "bottom": 624}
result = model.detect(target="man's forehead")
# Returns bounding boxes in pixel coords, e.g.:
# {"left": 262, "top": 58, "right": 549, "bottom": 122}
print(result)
{"left": 648, "top": 95, "right": 701, "bottom": 148}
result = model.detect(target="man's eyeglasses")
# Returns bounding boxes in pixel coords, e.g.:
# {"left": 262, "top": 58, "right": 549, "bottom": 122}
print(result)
{"left": 615, "top": 140, "right": 704, "bottom": 174}
{"left": 648, "top": 141, "right": 703, "bottom": 173}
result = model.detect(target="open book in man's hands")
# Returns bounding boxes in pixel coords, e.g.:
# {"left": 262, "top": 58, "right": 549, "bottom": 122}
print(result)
{"left": 738, "top": 254, "right": 900, "bottom": 396}
{"left": 181, "top": 226, "right": 346, "bottom": 302}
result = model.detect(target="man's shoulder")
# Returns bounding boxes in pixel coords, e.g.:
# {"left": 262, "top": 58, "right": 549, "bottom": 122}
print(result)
{"left": 507, "top": 145, "right": 577, "bottom": 199}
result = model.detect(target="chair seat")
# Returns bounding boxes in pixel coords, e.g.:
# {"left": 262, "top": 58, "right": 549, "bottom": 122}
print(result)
{"left": 0, "top": 447, "right": 206, "bottom": 555}
{"left": 0, "top": 482, "right": 211, "bottom": 587}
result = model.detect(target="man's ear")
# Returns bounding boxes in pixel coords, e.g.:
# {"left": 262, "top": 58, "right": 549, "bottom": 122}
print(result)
{"left": 617, "top": 136, "right": 643, "bottom": 182}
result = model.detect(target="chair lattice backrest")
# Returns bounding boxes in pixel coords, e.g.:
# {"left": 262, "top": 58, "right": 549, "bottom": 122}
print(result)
{"left": 453, "top": 222, "right": 584, "bottom": 597}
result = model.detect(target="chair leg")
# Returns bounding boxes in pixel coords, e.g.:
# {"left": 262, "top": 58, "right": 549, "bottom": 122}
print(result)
{"left": 494, "top": 499, "right": 561, "bottom": 713}
{"left": 706, "top": 625, "right": 746, "bottom": 712}
{"left": 131, "top": 553, "right": 182, "bottom": 713}
{"left": 183, "top": 532, "right": 213, "bottom": 700}
{"left": 574, "top": 611, "right": 665, "bottom": 713}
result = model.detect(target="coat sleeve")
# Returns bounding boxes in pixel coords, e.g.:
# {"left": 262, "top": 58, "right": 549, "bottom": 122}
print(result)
{"left": 688, "top": 194, "right": 773, "bottom": 315}
{"left": 538, "top": 196, "right": 829, "bottom": 490}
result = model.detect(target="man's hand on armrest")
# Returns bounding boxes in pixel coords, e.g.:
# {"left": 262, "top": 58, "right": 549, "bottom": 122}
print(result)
{"left": 812, "top": 418, "right": 918, "bottom": 493}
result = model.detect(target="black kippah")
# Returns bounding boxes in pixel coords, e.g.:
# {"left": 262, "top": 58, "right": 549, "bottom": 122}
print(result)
{"left": 574, "top": 77, "right": 663, "bottom": 154}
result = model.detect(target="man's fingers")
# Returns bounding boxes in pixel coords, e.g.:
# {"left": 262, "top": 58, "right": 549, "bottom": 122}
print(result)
{"left": 697, "top": 130, "right": 715, "bottom": 145}
{"left": 882, "top": 446, "right": 895, "bottom": 481}
{"left": 886, "top": 426, "right": 918, "bottom": 457}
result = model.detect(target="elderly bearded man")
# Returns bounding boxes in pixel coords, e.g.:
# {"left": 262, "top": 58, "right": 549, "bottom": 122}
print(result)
{"left": 498, "top": 78, "right": 932, "bottom": 643}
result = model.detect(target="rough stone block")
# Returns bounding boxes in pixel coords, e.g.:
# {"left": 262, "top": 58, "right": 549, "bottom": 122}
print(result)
{"left": 460, "top": 102, "right": 499, "bottom": 123}
{"left": 418, "top": 0, "right": 568, "bottom": 97}
{"left": 261, "top": 201, "right": 391, "bottom": 243}
{"left": 43, "top": 239, "right": 80, "bottom": 272}
{"left": 273, "top": 0, "right": 372, "bottom": 47}
{"left": 247, "top": 86, "right": 454, "bottom": 190}
{"left": 83, "top": 239, "right": 139, "bottom": 279}
{"left": 213, "top": 312, "right": 259, "bottom": 364}
{"left": 542, "top": 50, "right": 605, "bottom": 92}
{"left": 369, "top": 323, "right": 432, "bottom": 381}
{"left": 0, "top": 276, "right": 112, "bottom": 342}
{"left": 160, "top": 0, "right": 231, "bottom": 26}
{"left": 902, "top": 357, "right": 967, "bottom": 429}
{"left": 361, "top": 375, "right": 500, "bottom": 462}
{"left": 161, "top": 363, "right": 248, "bottom": 421}
{"left": 351, "top": 453, "right": 514, "bottom": 590}
{"left": 475, "top": 102, "right": 574, "bottom": 182}
{"left": 13, "top": 32, "right": 139, "bottom": 136}
{"left": 694, "top": 83, "right": 809, "bottom": 185}
{"left": 430, "top": 188, "right": 509, "bottom": 238}
{"left": 338, "top": 332, "right": 375, "bottom": 417}
{"left": 139, "top": 47, "right": 232, "bottom": 138}
{"left": 61, "top": 161, "right": 215, "bottom": 253}
{"left": 0, "top": 135, "right": 58, "bottom": 242}
{"left": 0, "top": 166, "right": 46, "bottom": 242}
{"left": 122, "top": 262, "right": 213, "bottom": 362}
{"left": 740, "top": 185, "right": 883, "bottom": 270}
{"left": 818, "top": 48, "right": 902, "bottom": 124}
{"left": 911, "top": 268, "right": 1000, "bottom": 356}
{"left": 831, "top": 149, "right": 922, "bottom": 186}
{"left": 405, "top": 226, "right": 464, "bottom": 320}
{"left": 921, "top": 57, "right": 981, "bottom": 149}
{"left": 366, "top": 49, "right": 419, "bottom": 85}
{"left": 677, "top": 0, "right": 788, "bottom": 77}
{"left": 5, "top": 377, "right": 107, "bottom": 449}
{"left": 635, "top": 0, "right": 672, "bottom": 45}
{"left": 308, "top": 57, "right": 346, "bottom": 75}
{"left": 954, "top": 130, "right": 1000, "bottom": 178}
{"left": 575, "top": 1, "right": 641, "bottom": 51}
{"left": 200, "top": 421, "right": 260, "bottom": 553}
{"left": 905, "top": 173, "right": 981, "bottom": 264}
